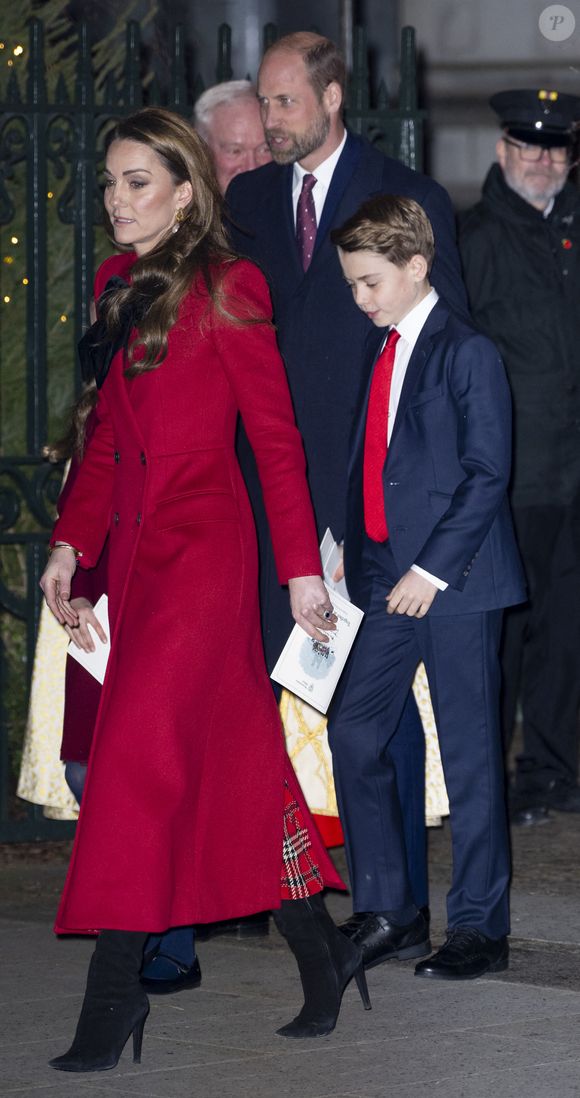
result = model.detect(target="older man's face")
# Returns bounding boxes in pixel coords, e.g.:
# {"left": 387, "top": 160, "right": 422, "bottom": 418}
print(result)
{"left": 496, "top": 136, "right": 569, "bottom": 211}
{"left": 204, "top": 99, "right": 271, "bottom": 193}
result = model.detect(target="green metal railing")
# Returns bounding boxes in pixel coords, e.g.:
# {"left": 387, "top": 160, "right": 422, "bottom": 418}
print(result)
{"left": 0, "top": 18, "right": 423, "bottom": 841}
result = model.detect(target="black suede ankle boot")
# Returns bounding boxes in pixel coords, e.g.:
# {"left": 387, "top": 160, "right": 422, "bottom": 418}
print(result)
{"left": 50, "top": 930, "right": 149, "bottom": 1072}
{"left": 272, "top": 893, "right": 372, "bottom": 1038}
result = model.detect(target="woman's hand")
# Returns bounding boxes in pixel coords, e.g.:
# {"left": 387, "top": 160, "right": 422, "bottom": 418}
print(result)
{"left": 288, "top": 575, "right": 337, "bottom": 642}
{"left": 39, "top": 547, "right": 79, "bottom": 628}
{"left": 65, "top": 597, "right": 108, "bottom": 653}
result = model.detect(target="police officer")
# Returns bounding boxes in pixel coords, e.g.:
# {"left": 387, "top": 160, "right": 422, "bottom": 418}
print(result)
{"left": 459, "top": 89, "right": 580, "bottom": 823}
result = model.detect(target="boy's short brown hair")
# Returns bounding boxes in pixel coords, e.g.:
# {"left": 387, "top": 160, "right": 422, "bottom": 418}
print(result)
{"left": 331, "top": 194, "right": 435, "bottom": 271}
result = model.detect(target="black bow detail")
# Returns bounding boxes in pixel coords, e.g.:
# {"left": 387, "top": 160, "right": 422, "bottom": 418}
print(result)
{"left": 78, "top": 275, "right": 148, "bottom": 389}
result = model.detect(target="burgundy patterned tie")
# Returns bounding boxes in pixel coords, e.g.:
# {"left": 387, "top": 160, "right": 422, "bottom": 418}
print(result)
{"left": 296, "top": 173, "right": 317, "bottom": 271}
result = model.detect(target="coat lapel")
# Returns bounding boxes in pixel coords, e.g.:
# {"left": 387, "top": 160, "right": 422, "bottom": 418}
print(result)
{"left": 279, "top": 164, "right": 304, "bottom": 281}
{"left": 304, "top": 135, "right": 372, "bottom": 280}
{"left": 388, "top": 300, "right": 449, "bottom": 453}
{"left": 316, "top": 134, "right": 365, "bottom": 243}
{"left": 348, "top": 326, "right": 386, "bottom": 481}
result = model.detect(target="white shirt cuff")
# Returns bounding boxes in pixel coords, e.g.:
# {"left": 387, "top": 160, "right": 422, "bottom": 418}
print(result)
{"left": 411, "top": 564, "right": 448, "bottom": 591}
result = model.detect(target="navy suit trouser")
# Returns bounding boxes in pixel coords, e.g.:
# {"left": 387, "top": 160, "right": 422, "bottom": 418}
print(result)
{"left": 328, "top": 539, "right": 510, "bottom": 939}
{"left": 382, "top": 690, "right": 427, "bottom": 910}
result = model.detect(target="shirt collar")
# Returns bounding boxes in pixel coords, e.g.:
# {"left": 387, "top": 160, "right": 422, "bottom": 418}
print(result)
{"left": 543, "top": 197, "right": 555, "bottom": 219}
{"left": 391, "top": 287, "right": 439, "bottom": 350}
{"left": 293, "top": 131, "right": 347, "bottom": 193}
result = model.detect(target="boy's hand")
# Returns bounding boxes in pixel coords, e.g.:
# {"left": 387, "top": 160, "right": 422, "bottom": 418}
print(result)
{"left": 386, "top": 570, "right": 438, "bottom": 618}
{"left": 332, "top": 543, "right": 345, "bottom": 584}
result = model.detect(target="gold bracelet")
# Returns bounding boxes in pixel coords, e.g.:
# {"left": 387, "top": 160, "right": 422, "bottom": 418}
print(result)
{"left": 49, "top": 542, "right": 83, "bottom": 562}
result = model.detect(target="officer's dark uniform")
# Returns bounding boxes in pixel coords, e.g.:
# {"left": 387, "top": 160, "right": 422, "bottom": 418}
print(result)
{"left": 459, "top": 89, "right": 580, "bottom": 819}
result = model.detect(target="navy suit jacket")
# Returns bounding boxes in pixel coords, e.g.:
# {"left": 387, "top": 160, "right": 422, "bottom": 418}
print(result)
{"left": 344, "top": 299, "right": 527, "bottom": 615}
{"left": 226, "top": 133, "right": 469, "bottom": 664}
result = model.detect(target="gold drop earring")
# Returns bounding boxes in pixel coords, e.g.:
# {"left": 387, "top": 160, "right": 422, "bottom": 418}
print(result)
{"left": 172, "top": 208, "right": 185, "bottom": 233}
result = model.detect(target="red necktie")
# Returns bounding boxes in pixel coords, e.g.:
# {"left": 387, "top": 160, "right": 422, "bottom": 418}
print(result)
{"left": 363, "top": 328, "right": 401, "bottom": 542}
{"left": 296, "top": 174, "right": 317, "bottom": 271}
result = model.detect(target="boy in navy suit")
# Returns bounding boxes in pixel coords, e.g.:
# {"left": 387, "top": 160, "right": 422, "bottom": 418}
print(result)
{"left": 328, "top": 195, "right": 526, "bottom": 979}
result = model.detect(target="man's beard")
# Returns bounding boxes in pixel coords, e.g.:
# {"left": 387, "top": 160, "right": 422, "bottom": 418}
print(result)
{"left": 266, "top": 109, "right": 331, "bottom": 165}
{"left": 504, "top": 163, "right": 567, "bottom": 208}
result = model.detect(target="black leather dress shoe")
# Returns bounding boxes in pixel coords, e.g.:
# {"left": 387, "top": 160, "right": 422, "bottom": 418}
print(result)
{"left": 510, "top": 802, "right": 551, "bottom": 826}
{"left": 339, "top": 909, "right": 431, "bottom": 969}
{"left": 545, "top": 780, "right": 580, "bottom": 813}
{"left": 140, "top": 955, "right": 202, "bottom": 995}
{"left": 195, "top": 911, "right": 270, "bottom": 941}
{"left": 338, "top": 911, "right": 373, "bottom": 937}
{"left": 414, "top": 927, "right": 508, "bottom": 980}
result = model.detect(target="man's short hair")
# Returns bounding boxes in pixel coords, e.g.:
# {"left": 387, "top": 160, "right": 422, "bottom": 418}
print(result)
{"left": 263, "top": 32, "right": 346, "bottom": 100}
{"left": 331, "top": 195, "right": 435, "bottom": 271}
{"left": 194, "top": 80, "right": 258, "bottom": 138}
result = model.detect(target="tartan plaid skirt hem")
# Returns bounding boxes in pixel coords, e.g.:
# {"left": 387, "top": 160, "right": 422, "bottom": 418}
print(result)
{"left": 281, "top": 779, "right": 324, "bottom": 900}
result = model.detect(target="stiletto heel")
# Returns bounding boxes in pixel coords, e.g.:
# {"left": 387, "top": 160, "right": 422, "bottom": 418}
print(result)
{"left": 50, "top": 930, "right": 149, "bottom": 1073}
{"left": 353, "top": 961, "right": 372, "bottom": 1010}
{"left": 132, "top": 1008, "right": 148, "bottom": 1063}
{"left": 272, "top": 893, "right": 373, "bottom": 1039}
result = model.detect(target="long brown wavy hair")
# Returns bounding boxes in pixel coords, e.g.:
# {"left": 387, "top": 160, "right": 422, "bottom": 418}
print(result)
{"left": 100, "top": 107, "right": 258, "bottom": 376}
{"left": 44, "top": 383, "right": 98, "bottom": 463}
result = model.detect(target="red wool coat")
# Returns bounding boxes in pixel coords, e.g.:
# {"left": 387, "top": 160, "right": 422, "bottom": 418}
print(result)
{"left": 59, "top": 411, "right": 108, "bottom": 763}
{"left": 53, "top": 253, "right": 343, "bottom": 934}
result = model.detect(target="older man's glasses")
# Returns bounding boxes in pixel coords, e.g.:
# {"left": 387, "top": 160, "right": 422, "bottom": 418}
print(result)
{"left": 503, "top": 136, "right": 570, "bottom": 164}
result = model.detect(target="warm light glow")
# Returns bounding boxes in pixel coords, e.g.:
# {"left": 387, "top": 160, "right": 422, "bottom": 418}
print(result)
{"left": 22, "top": 278, "right": 29, "bottom": 285}
{"left": 10, "top": 235, "right": 18, "bottom": 244}
{"left": 47, "top": 191, "right": 54, "bottom": 199}
{"left": 60, "top": 314, "right": 67, "bottom": 323}
{"left": 7, "top": 59, "right": 13, "bottom": 67}
{"left": 0, "top": 43, "right": 5, "bottom": 50}
{"left": 3, "top": 256, "right": 14, "bottom": 264}
{"left": 13, "top": 45, "right": 24, "bottom": 56}
{"left": 3, "top": 295, "right": 11, "bottom": 303}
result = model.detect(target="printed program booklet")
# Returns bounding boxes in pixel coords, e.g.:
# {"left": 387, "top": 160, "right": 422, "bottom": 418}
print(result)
{"left": 271, "top": 531, "right": 364, "bottom": 713}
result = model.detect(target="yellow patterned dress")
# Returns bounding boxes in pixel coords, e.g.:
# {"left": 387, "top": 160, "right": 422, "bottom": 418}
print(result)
{"left": 281, "top": 661, "right": 449, "bottom": 844}
{"left": 17, "top": 600, "right": 79, "bottom": 821}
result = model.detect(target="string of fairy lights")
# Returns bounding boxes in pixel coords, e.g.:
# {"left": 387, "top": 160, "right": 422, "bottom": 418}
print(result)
{"left": 3, "top": 229, "right": 68, "bottom": 323}
{"left": 1, "top": 39, "right": 68, "bottom": 323}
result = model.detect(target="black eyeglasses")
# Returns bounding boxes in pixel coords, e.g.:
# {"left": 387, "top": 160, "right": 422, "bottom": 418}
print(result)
{"left": 503, "top": 135, "right": 570, "bottom": 164}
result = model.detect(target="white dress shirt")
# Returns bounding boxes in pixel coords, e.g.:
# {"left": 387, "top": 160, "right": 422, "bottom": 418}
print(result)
{"left": 379, "top": 288, "right": 448, "bottom": 592}
{"left": 292, "top": 132, "right": 348, "bottom": 226}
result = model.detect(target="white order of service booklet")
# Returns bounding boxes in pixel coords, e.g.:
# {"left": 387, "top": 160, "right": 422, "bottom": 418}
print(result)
{"left": 271, "top": 529, "right": 364, "bottom": 714}
{"left": 66, "top": 593, "right": 110, "bottom": 684}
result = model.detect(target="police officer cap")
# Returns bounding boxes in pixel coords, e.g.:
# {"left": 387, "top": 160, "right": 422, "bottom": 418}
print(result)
{"left": 490, "top": 88, "right": 580, "bottom": 146}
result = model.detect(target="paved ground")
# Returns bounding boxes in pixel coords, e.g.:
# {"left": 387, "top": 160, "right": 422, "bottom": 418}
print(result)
{"left": 2, "top": 810, "right": 580, "bottom": 1098}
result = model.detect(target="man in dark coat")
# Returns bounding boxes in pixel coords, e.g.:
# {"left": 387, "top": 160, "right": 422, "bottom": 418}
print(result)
{"left": 226, "top": 32, "right": 468, "bottom": 920}
{"left": 459, "top": 88, "right": 580, "bottom": 823}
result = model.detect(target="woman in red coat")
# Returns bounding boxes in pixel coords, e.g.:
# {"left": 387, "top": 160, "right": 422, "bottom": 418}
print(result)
{"left": 40, "top": 108, "right": 370, "bottom": 1072}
